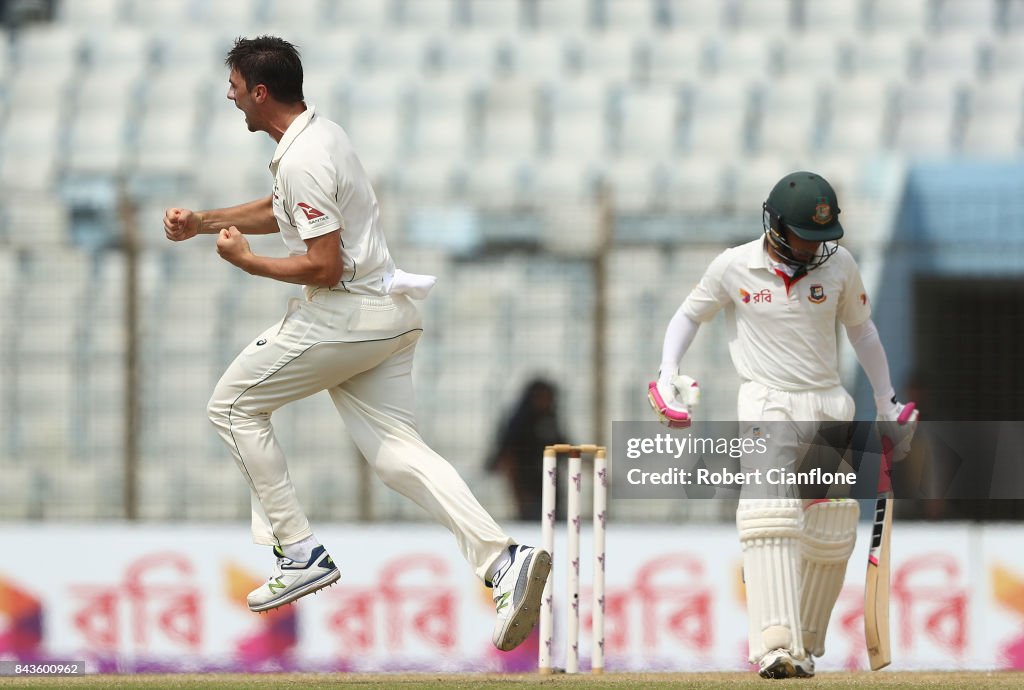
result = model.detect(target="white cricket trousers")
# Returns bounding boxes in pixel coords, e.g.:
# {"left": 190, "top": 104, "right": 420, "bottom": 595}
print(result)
{"left": 735, "top": 380, "right": 858, "bottom": 661}
{"left": 207, "top": 286, "right": 513, "bottom": 581}
{"left": 737, "top": 380, "right": 856, "bottom": 491}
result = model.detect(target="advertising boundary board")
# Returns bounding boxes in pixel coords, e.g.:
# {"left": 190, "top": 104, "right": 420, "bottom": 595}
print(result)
{"left": 0, "top": 522, "right": 1019, "bottom": 673}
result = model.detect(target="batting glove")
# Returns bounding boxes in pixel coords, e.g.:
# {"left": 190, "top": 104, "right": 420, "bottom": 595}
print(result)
{"left": 647, "top": 374, "right": 701, "bottom": 429}
{"left": 876, "top": 398, "right": 920, "bottom": 466}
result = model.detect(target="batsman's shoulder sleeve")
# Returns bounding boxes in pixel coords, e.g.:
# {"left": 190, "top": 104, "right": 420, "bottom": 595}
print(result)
{"left": 837, "top": 245, "right": 871, "bottom": 327}
{"left": 681, "top": 246, "right": 735, "bottom": 323}
{"left": 281, "top": 155, "right": 344, "bottom": 240}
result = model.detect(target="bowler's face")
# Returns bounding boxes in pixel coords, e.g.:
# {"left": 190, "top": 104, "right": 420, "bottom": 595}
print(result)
{"left": 227, "top": 68, "right": 258, "bottom": 132}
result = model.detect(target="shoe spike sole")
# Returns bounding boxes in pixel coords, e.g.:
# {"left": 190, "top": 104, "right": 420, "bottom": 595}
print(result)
{"left": 497, "top": 550, "right": 552, "bottom": 651}
{"left": 250, "top": 571, "right": 340, "bottom": 613}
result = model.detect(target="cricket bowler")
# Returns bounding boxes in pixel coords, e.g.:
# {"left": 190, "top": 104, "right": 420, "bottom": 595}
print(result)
{"left": 648, "top": 171, "right": 919, "bottom": 677}
{"left": 162, "top": 36, "right": 549, "bottom": 652}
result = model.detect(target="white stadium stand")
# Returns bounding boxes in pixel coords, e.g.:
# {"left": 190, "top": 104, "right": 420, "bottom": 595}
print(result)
{"left": 614, "top": 84, "right": 683, "bottom": 158}
{"left": 734, "top": 0, "right": 795, "bottom": 32}
{"left": 889, "top": 78, "right": 964, "bottom": 156}
{"left": 601, "top": 0, "right": 659, "bottom": 32}
{"left": 466, "top": 0, "right": 524, "bottom": 30}
{"left": 644, "top": 30, "right": 709, "bottom": 83}
{"left": 935, "top": 0, "right": 1000, "bottom": 33}
{"left": 0, "top": 0, "right": 1015, "bottom": 526}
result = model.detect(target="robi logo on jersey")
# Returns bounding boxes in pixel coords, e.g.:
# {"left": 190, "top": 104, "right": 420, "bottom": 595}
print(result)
{"left": 739, "top": 288, "right": 772, "bottom": 304}
{"left": 297, "top": 202, "right": 327, "bottom": 222}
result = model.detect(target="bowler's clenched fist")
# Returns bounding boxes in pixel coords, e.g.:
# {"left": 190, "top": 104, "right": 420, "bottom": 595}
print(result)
{"left": 164, "top": 207, "right": 200, "bottom": 241}
{"left": 216, "top": 227, "right": 251, "bottom": 267}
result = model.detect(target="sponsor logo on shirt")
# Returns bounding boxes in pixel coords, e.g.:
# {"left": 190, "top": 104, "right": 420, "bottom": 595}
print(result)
{"left": 297, "top": 202, "right": 328, "bottom": 223}
{"left": 739, "top": 288, "right": 772, "bottom": 304}
{"left": 809, "top": 284, "right": 827, "bottom": 303}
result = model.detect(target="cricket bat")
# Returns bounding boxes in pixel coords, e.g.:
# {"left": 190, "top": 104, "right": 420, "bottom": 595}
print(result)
{"left": 865, "top": 402, "right": 916, "bottom": 671}
{"left": 864, "top": 485, "right": 893, "bottom": 670}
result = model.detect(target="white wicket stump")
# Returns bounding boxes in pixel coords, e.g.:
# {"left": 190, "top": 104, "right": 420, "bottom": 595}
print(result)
{"left": 539, "top": 444, "right": 607, "bottom": 675}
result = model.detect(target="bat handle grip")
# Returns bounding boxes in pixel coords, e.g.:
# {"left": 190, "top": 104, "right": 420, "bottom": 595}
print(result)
{"left": 879, "top": 436, "right": 894, "bottom": 495}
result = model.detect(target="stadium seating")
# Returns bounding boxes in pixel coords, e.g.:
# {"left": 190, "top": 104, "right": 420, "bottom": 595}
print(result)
{"left": 846, "top": 31, "right": 918, "bottom": 79}
{"left": 1008, "top": 0, "right": 1024, "bottom": 32}
{"left": 359, "top": 30, "right": 433, "bottom": 76}
{"left": 863, "top": 0, "right": 935, "bottom": 33}
{"left": 734, "top": 0, "right": 794, "bottom": 32}
{"left": 543, "top": 76, "right": 611, "bottom": 158}
{"left": 799, "top": 0, "right": 863, "bottom": 31}
{"left": 40, "top": 460, "right": 123, "bottom": 518}
{"left": 706, "top": 33, "right": 779, "bottom": 80}
{"left": 332, "top": 0, "right": 393, "bottom": 30}
{"left": 600, "top": 156, "right": 660, "bottom": 210}
{"left": 988, "top": 37, "right": 1024, "bottom": 78}
{"left": 408, "top": 76, "right": 477, "bottom": 159}
{"left": 396, "top": 0, "right": 459, "bottom": 30}
{"left": 960, "top": 77, "right": 1024, "bottom": 155}
{"left": 658, "top": 156, "right": 732, "bottom": 210}
{"left": 58, "top": 0, "right": 123, "bottom": 25}
{"left": 340, "top": 73, "right": 409, "bottom": 170}
{"left": 458, "top": 158, "right": 529, "bottom": 203}
{"left": 934, "top": 0, "right": 999, "bottom": 33}
{"left": 644, "top": 30, "right": 708, "bottom": 83}
{"left": 504, "top": 31, "right": 572, "bottom": 79}
{"left": 1, "top": 0, "right": 1020, "bottom": 523}
{"left": 601, "top": 0, "right": 659, "bottom": 32}
{"left": 751, "top": 76, "right": 825, "bottom": 156}
{"left": 614, "top": 84, "right": 683, "bottom": 158}
{"left": 432, "top": 31, "right": 506, "bottom": 79}
{"left": 478, "top": 77, "right": 542, "bottom": 158}
{"left": 664, "top": 0, "right": 728, "bottom": 31}
{"left": 0, "top": 109, "right": 63, "bottom": 189}
{"left": 889, "top": 78, "right": 963, "bottom": 156}
{"left": 683, "top": 77, "right": 754, "bottom": 157}
{"left": 466, "top": 0, "right": 523, "bottom": 30}
{"left": 534, "top": 0, "right": 595, "bottom": 30}
{"left": 916, "top": 32, "right": 987, "bottom": 80}
{"left": 574, "top": 31, "right": 642, "bottom": 81}
{"left": 775, "top": 33, "right": 846, "bottom": 79}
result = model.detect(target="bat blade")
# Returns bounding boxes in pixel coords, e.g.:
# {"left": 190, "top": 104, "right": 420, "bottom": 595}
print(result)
{"left": 864, "top": 493, "right": 893, "bottom": 670}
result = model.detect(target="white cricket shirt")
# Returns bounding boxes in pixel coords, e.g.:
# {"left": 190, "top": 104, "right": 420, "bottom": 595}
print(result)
{"left": 682, "top": 238, "right": 871, "bottom": 391}
{"left": 269, "top": 105, "right": 394, "bottom": 295}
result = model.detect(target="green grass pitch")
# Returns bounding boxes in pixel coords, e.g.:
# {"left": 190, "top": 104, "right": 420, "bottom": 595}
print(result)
{"left": 2, "top": 672, "right": 1024, "bottom": 689}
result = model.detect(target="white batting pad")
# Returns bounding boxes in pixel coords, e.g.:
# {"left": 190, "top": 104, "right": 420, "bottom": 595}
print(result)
{"left": 737, "top": 498, "right": 805, "bottom": 662}
{"left": 800, "top": 498, "right": 859, "bottom": 657}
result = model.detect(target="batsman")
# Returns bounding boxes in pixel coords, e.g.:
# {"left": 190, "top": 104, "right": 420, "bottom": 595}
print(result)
{"left": 648, "top": 172, "right": 918, "bottom": 678}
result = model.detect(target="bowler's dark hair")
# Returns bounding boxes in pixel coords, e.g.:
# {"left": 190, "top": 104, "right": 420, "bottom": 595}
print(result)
{"left": 225, "top": 35, "right": 304, "bottom": 104}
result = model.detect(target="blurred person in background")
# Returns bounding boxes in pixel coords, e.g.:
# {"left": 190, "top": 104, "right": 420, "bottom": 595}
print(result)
{"left": 162, "top": 35, "right": 549, "bottom": 653}
{"left": 648, "top": 172, "right": 918, "bottom": 678}
{"left": 488, "top": 378, "right": 567, "bottom": 521}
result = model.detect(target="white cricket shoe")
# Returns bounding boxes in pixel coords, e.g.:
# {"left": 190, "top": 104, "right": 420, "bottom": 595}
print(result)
{"left": 758, "top": 648, "right": 797, "bottom": 679}
{"left": 490, "top": 544, "right": 552, "bottom": 651}
{"left": 247, "top": 544, "right": 340, "bottom": 612}
{"left": 794, "top": 654, "right": 815, "bottom": 678}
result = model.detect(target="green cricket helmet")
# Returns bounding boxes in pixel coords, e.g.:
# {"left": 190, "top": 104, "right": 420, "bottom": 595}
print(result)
{"left": 762, "top": 171, "right": 843, "bottom": 270}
